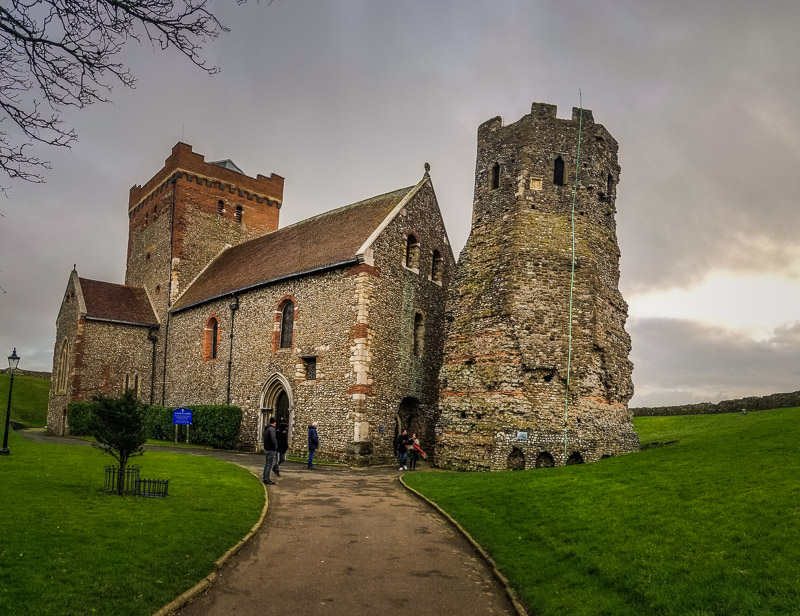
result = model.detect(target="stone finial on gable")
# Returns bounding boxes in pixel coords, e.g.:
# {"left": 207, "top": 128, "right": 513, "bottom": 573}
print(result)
{"left": 424, "top": 162, "right": 430, "bottom": 178}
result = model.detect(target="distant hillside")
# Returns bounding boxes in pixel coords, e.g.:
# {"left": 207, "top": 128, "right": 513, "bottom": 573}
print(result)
{"left": 632, "top": 390, "right": 800, "bottom": 416}
{"left": 0, "top": 373, "right": 51, "bottom": 427}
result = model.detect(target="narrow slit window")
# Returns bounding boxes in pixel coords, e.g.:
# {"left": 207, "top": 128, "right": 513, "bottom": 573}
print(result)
{"left": 235, "top": 205, "right": 243, "bottom": 223}
{"left": 431, "top": 249, "right": 443, "bottom": 282}
{"left": 280, "top": 302, "right": 294, "bottom": 349}
{"left": 204, "top": 316, "right": 220, "bottom": 361}
{"left": 211, "top": 319, "right": 218, "bottom": 359}
{"left": 405, "top": 234, "right": 420, "bottom": 269}
{"left": 553, "top": 156, "right": 565, "bottom": 186}
{"left": 413, "top": 312, "right": 425, "bottom": 356}
{"left": 490, "top": 162, "right": 500, "bottom": 190}
{"left": 304, "top": 357, "right": 317, "bottom": 380}
{"left": 217, "top": 200, "right": 224, "bottom": 216}
{"left": 606, "top": 174, "right": 614, "bottom": 200}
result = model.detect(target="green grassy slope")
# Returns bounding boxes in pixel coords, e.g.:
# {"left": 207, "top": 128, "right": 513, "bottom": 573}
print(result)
{"left": 0, "top": 429, "right": 264, "bottom": 616}
{"left": 0, "top": 373, "right": 50, "bottom": 427}
{"left": 405, "top": 408, "right": 800, "bottom": 616}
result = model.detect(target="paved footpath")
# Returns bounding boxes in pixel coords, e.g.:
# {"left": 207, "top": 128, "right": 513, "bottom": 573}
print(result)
{"left": 19, "top": 430, "right": 516, "bottom": 616}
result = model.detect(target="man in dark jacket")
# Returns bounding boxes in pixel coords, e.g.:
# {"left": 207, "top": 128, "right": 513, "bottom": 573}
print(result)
{"left": 307, "top": 421, "right": 319, "bottom": 470}
{"left": 263, "top": 417, "right": 278, "bottom": 485}
{"left": 274, "top": 423, "right": 289, "bottom": 476}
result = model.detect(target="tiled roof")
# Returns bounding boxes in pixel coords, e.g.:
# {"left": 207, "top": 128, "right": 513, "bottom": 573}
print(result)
{"left": 172, "top": 185, "right": 414, "bottom": 312}
{"left": 79, "top": 278, "right": 158, "bottom": 326}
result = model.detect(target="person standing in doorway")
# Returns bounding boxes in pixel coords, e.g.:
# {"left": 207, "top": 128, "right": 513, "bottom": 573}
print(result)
{"left": 397, "top": 429, "right": 409, "bottom": 470}
{"left": 407, "top": 432, "right": 418, "bottom": 470}
{"left": 263, "top": 417, "right": 278, "bottom": 485}
{"left": 274, "top": 422, "right": 289, "bottom": 476}
{"left": 308, "top": 421, "right": 319, "bottom": 469}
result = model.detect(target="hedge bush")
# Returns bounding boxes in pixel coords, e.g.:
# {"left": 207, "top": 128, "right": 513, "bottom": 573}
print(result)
{"left": 146, "top": 405, "right": 242, "bottom": 449}
{"left": 69, "top": 401, "right": 242, "bottom": 449}
{"left": 66, "top": 402, "right": 95, "bottom": 436}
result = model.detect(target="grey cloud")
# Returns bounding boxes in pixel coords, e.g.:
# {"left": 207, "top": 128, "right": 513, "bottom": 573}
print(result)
{"left": 1, "top": 0, "right": 798, "bottom": 417}
{"left": 629, "top": 318, "right": 800, "bottom": 407}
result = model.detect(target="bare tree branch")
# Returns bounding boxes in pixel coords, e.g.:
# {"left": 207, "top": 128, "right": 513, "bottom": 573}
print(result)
{"left": 0, "top": 0, "right": 243, "bottom": 193}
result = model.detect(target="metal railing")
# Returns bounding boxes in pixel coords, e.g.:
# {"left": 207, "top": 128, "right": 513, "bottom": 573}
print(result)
{"left": 103, "top": 464, "right": 169, "bottom": 497}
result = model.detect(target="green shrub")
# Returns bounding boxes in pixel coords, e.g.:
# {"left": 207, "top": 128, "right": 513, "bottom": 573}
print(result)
{"left": 66, "top": 401, "right": 94, "bottom": 435}
{"left": 146, "top": 405, "right": 242, "bottom": 449}
{"left": 144, "top": 405, "right": 174, "bottom": 441}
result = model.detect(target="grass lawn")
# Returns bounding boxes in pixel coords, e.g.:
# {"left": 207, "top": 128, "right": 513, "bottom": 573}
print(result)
{"left": 404, "top": 407, "right": 800, "bottom": 616}
{"left": 0, "top": 429, "right": 265, "bottom": 616}
{"left": 0, "top": 373, "right": 50, "bottom": 427}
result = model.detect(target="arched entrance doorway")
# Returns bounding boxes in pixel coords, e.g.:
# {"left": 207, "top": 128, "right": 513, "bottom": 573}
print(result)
{"left": 259, "top": 372, "right": 294, "bottom": 450}
{"left": 395, "top": 397, "right": 420, "bottom": 450}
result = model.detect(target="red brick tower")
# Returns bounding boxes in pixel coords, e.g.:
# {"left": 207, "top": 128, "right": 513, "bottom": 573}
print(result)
{"left": 125, "top": 142, "right": 284, "bottom": 320}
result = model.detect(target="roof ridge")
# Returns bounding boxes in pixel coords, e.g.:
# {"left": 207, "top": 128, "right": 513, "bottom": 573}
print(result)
{"left": 216, "top": 185, "right": 416, "bottom": 255}
{"left": 277, "top": 185, "right": 414, "bottom": 233}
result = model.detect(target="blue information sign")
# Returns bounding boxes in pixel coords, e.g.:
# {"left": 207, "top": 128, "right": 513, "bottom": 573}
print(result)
{"left": 172, "top": 407, "right": 193, "bottom": 425}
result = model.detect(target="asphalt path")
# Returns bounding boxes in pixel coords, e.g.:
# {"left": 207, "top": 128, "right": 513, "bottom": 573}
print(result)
{"left": 19, "top": 429, "right": 517, "bottom": 616}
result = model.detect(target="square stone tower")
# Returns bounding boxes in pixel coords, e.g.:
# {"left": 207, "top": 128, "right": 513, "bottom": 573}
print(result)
{"left": 435, "top": 103, "right": 639, "bottom": 470}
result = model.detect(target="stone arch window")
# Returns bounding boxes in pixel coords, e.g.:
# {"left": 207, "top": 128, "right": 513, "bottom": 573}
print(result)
{"left": 566, "top": 452, "right": 584, "bottom": 465}
{"left": 124, "top": 372, "right": 141, "bottom": 396}
{"left": 490, "top": 162, "right": 500, "bottom": 190}
{"left": 431, "top": 249, "right": 444, "bottom": 282}
{"left": 413, "top": 312, "right": 425, "bottom": 357}
{"left": 55, "top": 339, "right": 69, "bottom": 394}
{"left": 507, "top": 448, "right": 526, "bottom": 470}
{"left": 535, "top": 451, "right": 555, "bottom": 468}
{"left": 278, "top": 300, "right": 295, "bottom": 349}
{"left": 235, "top": 205, "right": 243, "bottom": 223}
{"left": 217, "top": 200, "right": 224, "bottom": 216}
{"left": 553, "top": 156, "right": 566, "bottom": 186}
{"left": 405, "top": 233, "right": 420, "bottom": 270}
{"left": 203, "top": 315, "right": 220, "bottom": 361}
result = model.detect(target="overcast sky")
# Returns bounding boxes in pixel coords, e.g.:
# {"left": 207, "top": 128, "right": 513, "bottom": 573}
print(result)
{"left": 1, "top": 0, "right": 798, "bottom": 407}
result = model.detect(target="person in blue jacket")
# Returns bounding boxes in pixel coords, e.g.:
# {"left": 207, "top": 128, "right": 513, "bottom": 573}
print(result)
{"left": 307, "top": 421, "right": 319, "bottom": 469}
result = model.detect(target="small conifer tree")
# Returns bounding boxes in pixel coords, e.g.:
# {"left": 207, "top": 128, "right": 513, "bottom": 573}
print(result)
{"left": 89, "top": 390, "right": 148, "bottom": 495}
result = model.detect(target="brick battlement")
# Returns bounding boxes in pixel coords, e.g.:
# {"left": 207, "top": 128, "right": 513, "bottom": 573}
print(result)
{"left": 129, "top": 142, "right": 284, "bottom": 211}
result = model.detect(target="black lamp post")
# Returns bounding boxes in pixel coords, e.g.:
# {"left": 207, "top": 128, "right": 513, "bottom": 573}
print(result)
{"left": 1, "top": 348, "right": 20, "bottom": 455}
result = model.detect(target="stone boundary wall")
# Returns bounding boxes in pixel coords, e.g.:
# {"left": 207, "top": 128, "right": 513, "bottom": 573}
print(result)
{"left": 632, "top": 391, "right": 800, "bottom": 417}
{"left": 1, "top": 369, "right": 51, "bottom": 379}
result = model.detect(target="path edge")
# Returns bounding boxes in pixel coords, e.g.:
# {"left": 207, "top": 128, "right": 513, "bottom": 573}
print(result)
{"left": 153, "top": 473, "right": 270, "bottom": 616}
{"left": 400, "top": 476, "right": 530, "bottom": 616}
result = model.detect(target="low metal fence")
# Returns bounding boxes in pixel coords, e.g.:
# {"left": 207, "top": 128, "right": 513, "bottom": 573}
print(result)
{"left": 104, "top": 464, "right": 141, "bottom": 494}
{"left": 136, "top": 477, "right": 170, "bottom": 498}
{"left": 104, "top": 465, "right": 169, "bottom": 497}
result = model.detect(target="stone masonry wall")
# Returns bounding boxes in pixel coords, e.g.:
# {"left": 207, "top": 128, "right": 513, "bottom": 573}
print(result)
{"left": 47, "top": 273, "right": 81, "bottom": 435}
{"left": 71, "top": 320, "right": 155, "bottom": 404}
{"left": 364, "top": 180, "right": 455, "bottom": 462}
{"left": 125, "top": 142, "right": 285, "bottom": 412}
{"left": 162, "top": 179, "right": 453, "bottom": 464}
{"left": 436, "top": 103, "right": 638, "bottom": 471}
{"left": 165, "top": 269, "right": 362, "bottom": 458}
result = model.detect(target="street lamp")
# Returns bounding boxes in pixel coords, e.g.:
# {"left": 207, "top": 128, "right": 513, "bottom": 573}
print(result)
{"left": 1, "top": 348, "right": 20, "bottom": 455}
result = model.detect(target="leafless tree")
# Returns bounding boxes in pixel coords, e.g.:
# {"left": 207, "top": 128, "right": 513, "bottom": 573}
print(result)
{"left": 0, "top": 1, "right": 242, "bottom": 192}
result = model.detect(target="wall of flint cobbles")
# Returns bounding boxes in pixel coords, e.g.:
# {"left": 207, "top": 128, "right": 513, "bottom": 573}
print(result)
{"left": 47, "top": 274, "right": 81, "bottom": 435}
{"left": 355, "top": 181, "right": 455, "bottom": 462}
{"left": 161, "top": 181, "right": 454, "bottom": 464}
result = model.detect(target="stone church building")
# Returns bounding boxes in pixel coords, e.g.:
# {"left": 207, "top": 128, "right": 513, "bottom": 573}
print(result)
{"left": 48, "top": 103, "right": 638, "bottom": 468}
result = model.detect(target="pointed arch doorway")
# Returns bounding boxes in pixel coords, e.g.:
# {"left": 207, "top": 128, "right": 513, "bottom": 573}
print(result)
{"left": 394, "top": 397, "right": 420, "bottom": 445}
{"left": 258, "top": 372, "right": 294, "bottom": 450}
